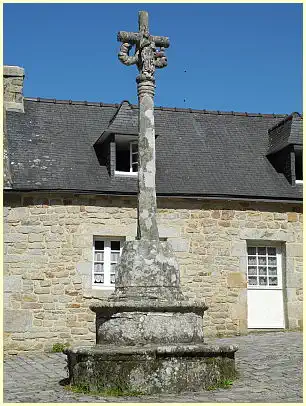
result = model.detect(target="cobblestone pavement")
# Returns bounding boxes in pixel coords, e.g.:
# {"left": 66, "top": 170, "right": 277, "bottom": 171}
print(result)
{"left": 4, "top": 331, "right": 302, "bottom": 403}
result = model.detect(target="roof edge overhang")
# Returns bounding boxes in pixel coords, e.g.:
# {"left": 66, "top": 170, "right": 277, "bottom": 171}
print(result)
{"left": 94, "top": 130, "right": 140, "bottom": 146}
{"left": 267, "top": 142, "right": 303, "bottom": 156}
{"left": 3, "top": 188, "right": 302, "bottom": 204}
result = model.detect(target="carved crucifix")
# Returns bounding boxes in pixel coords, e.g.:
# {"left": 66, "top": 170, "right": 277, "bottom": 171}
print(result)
{"left": 118, "top": 11, "right": 170, "bottom": 240}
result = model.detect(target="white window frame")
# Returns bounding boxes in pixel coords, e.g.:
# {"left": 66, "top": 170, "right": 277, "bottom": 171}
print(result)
{"left": 295, "top": 150, "right": 303, "bottom": 184}
{"left": 92, "top": 237, "right": 124, "bottom": 290}
{"left": 247, "top": 243, "right": 282, "bottom": 290}
{"left": 115, "top": 140, "right": 138, "bottom": 177}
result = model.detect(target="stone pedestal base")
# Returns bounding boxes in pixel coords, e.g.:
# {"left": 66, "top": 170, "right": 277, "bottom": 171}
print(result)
{"left": 91, "top": 300, "right": 208, "bottom": 345}
{"left": 65, "top": 343, "right": 238, "bottom": 394}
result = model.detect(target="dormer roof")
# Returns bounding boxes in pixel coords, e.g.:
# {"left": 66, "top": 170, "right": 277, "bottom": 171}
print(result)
{"left": 267, "top": 112, "right": 303, "bottom": 155}
{"left": 94, "top": 100, "right": 138, "bottom": 146}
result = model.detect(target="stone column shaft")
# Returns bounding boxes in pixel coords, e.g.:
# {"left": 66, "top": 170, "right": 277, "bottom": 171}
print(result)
{"left": 137, "top": 80, "right": 159, "bottom": 240}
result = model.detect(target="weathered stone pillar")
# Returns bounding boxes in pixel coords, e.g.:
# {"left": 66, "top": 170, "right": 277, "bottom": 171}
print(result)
{"left": 137, "top": 78, "right": 159, "bottom": 240}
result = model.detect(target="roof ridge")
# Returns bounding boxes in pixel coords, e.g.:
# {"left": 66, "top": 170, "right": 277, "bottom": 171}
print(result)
{"left": 268, "top": 112, "right": 303, "bottom": 133}
{"left": 24, "top": 97, "right": 289, "bottom": 118}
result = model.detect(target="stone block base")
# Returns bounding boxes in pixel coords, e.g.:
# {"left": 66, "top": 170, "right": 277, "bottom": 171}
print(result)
{"left": 65, "top": 343, "right": 238, "bottom": 394}
{"left": 91, "top": 300, "right": 208, "bottom": 345}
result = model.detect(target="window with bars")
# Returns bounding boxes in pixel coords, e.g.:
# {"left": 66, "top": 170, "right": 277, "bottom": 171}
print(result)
{"left": 247, "top": 246, "right": 282, "bottom": 288}
{"left": 93, "top": 238, "right": 123, "bottom": 288}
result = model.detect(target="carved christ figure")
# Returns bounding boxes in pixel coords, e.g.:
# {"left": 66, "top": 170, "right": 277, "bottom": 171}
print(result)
{"left": 117, "top": 11, "right": 169, "bottom": 82}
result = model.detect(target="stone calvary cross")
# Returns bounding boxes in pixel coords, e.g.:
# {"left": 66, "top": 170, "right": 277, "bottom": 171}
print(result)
{"left": 65, "top": 11, "right": 237, "bottom": 394}
{"left": 117, "top": 10, "right": 169, "bottom": 240}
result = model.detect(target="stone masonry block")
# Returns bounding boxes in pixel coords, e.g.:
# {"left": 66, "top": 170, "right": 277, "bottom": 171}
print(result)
{"left": 227, "top": 272, "right": 246, "bottom": 288}
{"left": 4, "top": 66, "right": 25, "bottom": 77}
{"left": 168, "top": 238, "right": 189, "bottom": 252}
{"left": 231, "top": 241, "right": 246, "bottom": 257}
{"left": 158, "top": 225, "right": 180, "bottom": 238}
{"left": 286, "top": 244, "right": 303, "bottom": 258}
{"left": 7, "top": 208, "right": 29, "bottom": 222}
{"left": 4, "top": 276, "right": 22, "bottom": 293}
{"left": 4, "top": 309, "right": 32, "bottom": 332}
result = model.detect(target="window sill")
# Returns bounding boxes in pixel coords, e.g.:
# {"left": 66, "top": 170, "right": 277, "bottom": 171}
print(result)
{"left": 114, "top": 171, "right": 138, "bottom": 177}
{"left": 92, "top": 285, "right": 115, "bottom": 291}
{"left": 295, "top": 180, "right": 303, "bottom": 185}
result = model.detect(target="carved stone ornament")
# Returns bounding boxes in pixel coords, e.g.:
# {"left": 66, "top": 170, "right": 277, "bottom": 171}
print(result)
{"left": 117, "top": 11, "right": 169, "bottom": 82}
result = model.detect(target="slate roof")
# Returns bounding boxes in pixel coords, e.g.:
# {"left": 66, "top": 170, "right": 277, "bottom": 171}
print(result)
{"left": 267, "top": 113, "right": 303, "bottom": 155}
{"left": 5, "top": 97, "right": 302, "bottom": 201}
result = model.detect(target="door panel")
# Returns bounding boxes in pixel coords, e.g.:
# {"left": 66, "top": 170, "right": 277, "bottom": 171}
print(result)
{"left": 248, "top": 289, "right": 285, "bottom": 328}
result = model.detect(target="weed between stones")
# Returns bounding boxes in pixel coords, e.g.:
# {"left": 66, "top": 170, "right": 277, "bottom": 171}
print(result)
{"left": 66, "top": 384, "right": 144, "bottom": 397}
{"left": 51, "top": 343, "right": 70, "bottom": 353}
{"left": 206, "top": 379, "right": 234, "bottom": 391}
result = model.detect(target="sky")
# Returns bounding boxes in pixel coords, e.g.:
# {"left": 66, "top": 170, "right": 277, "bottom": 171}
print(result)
{"left": 4, "top": 3, "right": 302, "bottom": 114}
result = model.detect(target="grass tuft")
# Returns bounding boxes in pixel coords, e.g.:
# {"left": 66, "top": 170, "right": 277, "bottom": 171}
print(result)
{"left": 51, "top": 342, "right": 70, "bottom": 353}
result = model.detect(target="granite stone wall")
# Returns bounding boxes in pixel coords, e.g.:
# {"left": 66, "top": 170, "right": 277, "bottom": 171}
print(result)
{"left": 4, "top": 193, "right": 303, "bottom": 353}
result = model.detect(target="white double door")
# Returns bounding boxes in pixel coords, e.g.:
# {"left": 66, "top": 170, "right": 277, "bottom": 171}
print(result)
{"left": 247, "top": 245, "right": 285, "bottom": 329}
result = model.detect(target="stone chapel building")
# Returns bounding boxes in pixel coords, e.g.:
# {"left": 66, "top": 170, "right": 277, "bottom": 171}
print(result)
{"left": 3, "top": 66, "right": 303, "bottom": 353}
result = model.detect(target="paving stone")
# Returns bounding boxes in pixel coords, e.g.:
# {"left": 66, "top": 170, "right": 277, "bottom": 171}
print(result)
{"left": 3, "top": 331, "right": 302, "bottom": 403}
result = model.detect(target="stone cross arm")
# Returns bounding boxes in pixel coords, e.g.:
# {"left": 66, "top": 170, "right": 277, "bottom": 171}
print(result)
{"left": 117, "top": 31, "right": 170, "bottom": 48}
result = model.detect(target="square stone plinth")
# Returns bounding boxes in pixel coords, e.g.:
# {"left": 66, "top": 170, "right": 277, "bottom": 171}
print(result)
{"left": 65, "top": 343, "right": 238, "bottom": 394}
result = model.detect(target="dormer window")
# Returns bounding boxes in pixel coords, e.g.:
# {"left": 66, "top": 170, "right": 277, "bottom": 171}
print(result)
{"left": 267, "top": 113, "right": 303, "bottom": 186}
{"left": 295, "top": 149, "right": 303, "bottom": 184}
{"left": 115, "top": 135, "right": 138, "bottom": 176}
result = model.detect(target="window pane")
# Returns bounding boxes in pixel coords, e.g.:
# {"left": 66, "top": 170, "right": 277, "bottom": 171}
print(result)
{"left": 259, "top": 276, "right": 267, "bottom": 286}
{"left": 95, "top": 252, "right": 104, "bottom": 262}
{"left": 248, "top": 256, "right": 257, "bottom": 265}
{"left": 268, "top": 277, "right": 278, "bottom": 286}
{"left": 295, "top": 150, "right": 302, "bottom": 181}
{"left": 258, "top": 257, "right": 267, "bottom": 265}
{"left": 111, "top": 252, "right": 120, "bottom": 262}
{"left": 258, "top": 247, "right": 266, "bottom": 255}
{"left": 267, "top": 247, "right": 276, "bottom": 256}
{"left": 95, "top": 240, "right": 104, "bottom": 250}
{"left": 110, "top": 274, "right": 116, "bottom": 284}
{"left": 268, "top": 267, "right": 277, "bottom": 276}
{"left": 248, "top": 247, "right": 256, "bottom": 255}
{"left": 258, "top": 266, "right": 267, "bottom": 275}
{"left": 131, "top": 143, "right": 138, "bottom": 153}
{"left": 94, "top": 263, "right": 104, "bottom": 273}
{"left": 111, "top": 241, "right": 120, "bottom": 251}
{"left": 268, "top": 256, "right": 277, "bottom": 266}
{"left": 94, "top": 274, "right": 104, "bottom": 284}
{"left": 116, "top": 145, "right": 130, "bottom": 172}
{"left": 110, "top": 263, "right": 117, "bottom": 273}
{"left": 248, "top": 276, "right": 257, "bottom": 286}
{"left": 248, "top": 267, "right": 257, "bottom": 275}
